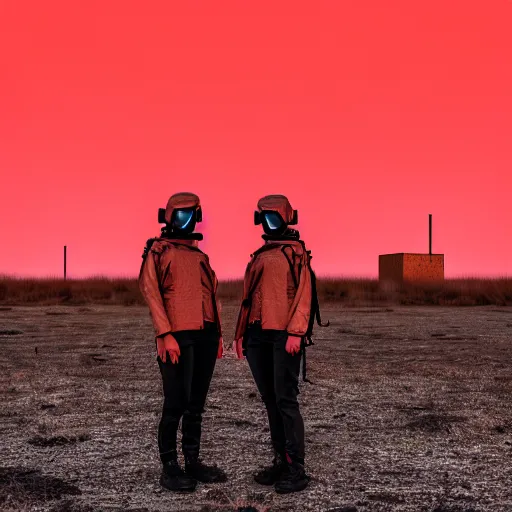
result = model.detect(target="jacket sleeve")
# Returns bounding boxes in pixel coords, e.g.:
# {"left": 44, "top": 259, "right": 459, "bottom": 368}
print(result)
{"left": 286, "top": 254, "right": 312, "bottom": 337}
{"left": 234, "top": 258, "right": 261, "bottom": 341}
{"left": 212, "top": 268, "right": 223, "bottom": 336}
{"left": 139, "top": 250, "right": 172, "bottom": 338}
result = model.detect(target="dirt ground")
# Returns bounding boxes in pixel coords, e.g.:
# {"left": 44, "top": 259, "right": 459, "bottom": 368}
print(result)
{"left": 1, "top": 304, "right": 512, "bottom": 512}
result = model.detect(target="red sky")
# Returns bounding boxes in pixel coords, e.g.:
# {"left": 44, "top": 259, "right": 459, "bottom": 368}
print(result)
{"left": 1, "top": 0, "right": 510, "bottom": 279}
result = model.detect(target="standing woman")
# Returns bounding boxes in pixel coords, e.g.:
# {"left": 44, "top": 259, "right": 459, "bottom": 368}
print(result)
{"left": 233, "top": 194, "right": 327, "bottom": 494}
{"left": 139, "top": 192, "right": 226, "bottom": 492}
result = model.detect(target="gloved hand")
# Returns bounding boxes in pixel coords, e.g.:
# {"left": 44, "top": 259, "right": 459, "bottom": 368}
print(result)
{"left": 157, "top": 334, "right": 180, "bottom": 364}
{"left": 232, "top": 338, "right": 244, "bottom": 359}
{"left": 285, "top": 335, "right": 302, "bottom": 355}
{"left": 217, "top": 337, "right": 224, "bottom": 359}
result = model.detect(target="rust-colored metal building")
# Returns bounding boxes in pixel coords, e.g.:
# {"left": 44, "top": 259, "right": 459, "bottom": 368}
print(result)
{"left": 379, "top": 214, "right": 445, "bottom": 283}
{"left": 379, "top": 253, "right": 444, "bottom": 283}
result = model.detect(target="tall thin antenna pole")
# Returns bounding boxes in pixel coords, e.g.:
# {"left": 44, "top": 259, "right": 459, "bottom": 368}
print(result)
{"left": 64, "top": 245, "right": 67, "bottom": 280}
{"left": 429, "top": 214, "right": 432, "bottom": 256}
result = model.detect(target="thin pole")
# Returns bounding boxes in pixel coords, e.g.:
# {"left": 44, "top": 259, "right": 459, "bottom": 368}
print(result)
{"left": 64, "top": 245, "right": 67, "bottom": 280}
{"left": 429, "top": 214, "right": 432, "bottom": 256}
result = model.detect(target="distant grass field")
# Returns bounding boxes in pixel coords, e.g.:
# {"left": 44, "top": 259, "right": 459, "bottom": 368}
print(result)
{"left": 0, "top": 276, "right": 511, "bottom": 306}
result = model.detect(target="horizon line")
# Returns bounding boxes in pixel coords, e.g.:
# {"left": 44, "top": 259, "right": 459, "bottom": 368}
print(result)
{"left": 1, "top": 273, "right": 511, "bottom": 281}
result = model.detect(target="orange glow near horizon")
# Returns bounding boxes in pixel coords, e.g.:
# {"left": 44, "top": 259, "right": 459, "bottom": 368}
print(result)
{"left": 0, "top": 1, "right": 511, "bottom": 279}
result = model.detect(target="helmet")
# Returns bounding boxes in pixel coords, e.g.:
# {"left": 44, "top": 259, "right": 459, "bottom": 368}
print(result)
{"left": 254, "top": 195, "right": 298, "bottom": 236}
{"left": 158, "top": 192, "right": 202, "bottom": 234}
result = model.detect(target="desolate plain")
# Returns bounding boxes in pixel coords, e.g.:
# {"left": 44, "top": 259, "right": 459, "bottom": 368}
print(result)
{"left": 1, "top": 304, "right": 512, "bottom": 512}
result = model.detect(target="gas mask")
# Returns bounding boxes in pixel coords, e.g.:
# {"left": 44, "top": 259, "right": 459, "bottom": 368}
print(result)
{"left": 158, "top": 192, "right": 203, "bottom": 239}
{"left": 254, "top": 195, "right": 298, "bottom": 238}
{"left": 259, "top": 211, "right": 287, "bottom": 236}
{"left": 170, "top": 208, "right": 200, "bottom": 234}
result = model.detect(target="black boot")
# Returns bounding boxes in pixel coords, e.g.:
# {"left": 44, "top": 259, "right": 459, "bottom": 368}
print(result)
{"left": 274, "top": 460, "right": 309, "bottom": 494}
{"left": 160, "top": 455, "right": 197, "bottom": 492}
{"left": 254, "top": 452, "right": 287, "bottom": 485}
{"left": 185, "top": 456, "right": 228, "bottom": 483}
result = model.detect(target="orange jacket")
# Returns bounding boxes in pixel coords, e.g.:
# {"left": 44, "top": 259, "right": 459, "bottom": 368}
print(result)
{"left": 234, "top": 239, "right": 312, "bottom": 340}
{"left": 139, "top": 238, "right": 221, "bottom": 338}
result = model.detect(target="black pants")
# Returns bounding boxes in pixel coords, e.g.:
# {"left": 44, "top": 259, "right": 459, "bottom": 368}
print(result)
{"left": 245, "top": 327, "right": 305, "bottom": 464}
{"left": 157, "top": 325, "right": 219, "bottom": 464}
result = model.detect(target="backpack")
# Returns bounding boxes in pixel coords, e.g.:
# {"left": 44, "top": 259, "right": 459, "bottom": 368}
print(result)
{"left": 279, "top": 243, "right": 330, "bottom": 383}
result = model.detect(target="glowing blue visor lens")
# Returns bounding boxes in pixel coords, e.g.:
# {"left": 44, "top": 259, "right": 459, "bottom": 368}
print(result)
{"left": 263, "top": 212, "right": 284, "bottom": 231}
{"left": 173, "top": 209, "right": 194, "bottom": 229}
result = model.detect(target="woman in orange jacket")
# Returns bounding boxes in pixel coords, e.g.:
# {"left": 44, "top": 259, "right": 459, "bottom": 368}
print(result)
{"left": 139, "top": 192, "right": 226, "bottom": 492}
{"left": 234, "top": 194, "right": 326, "bottom": 494}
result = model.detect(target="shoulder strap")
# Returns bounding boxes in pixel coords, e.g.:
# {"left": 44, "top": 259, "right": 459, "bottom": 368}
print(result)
{"left": 305, "top": 261, "right": 330, "bottom": 344}
{"left": 139, "top": 238, "right": 157, "bottom": 280}
{"left": 241, "top": 257, "right": 264, "bottom": 308}
{"left": 301, "top": 256, "right": 330, "bottom": 384}
{"left": 141, "top": 238, "right": 156, "bottom": 260}
{"left": 254, "top": 242, "right": 302, "bottom": 290}
{"left": 280, "top": 244, "right": 299, "bottom": 288}
{"left": 200, "top": 261, "right": 222, "bottom": 336}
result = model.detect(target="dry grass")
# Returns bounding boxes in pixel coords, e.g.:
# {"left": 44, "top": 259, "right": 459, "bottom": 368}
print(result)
{"left": 0, "top": 276, "right": 511, "bottom": 307}
{"left": 318, "top": 277, "right": 512, "bottom": 307}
